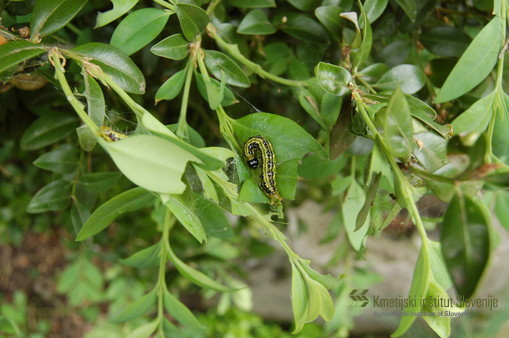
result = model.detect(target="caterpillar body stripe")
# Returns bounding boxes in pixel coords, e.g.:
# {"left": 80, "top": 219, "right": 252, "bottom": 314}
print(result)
{"left": 243, "top": 135, "right": 282, "bottom": 204}
{"left": 99, "top": 126, "right": 127, "bottom": 142}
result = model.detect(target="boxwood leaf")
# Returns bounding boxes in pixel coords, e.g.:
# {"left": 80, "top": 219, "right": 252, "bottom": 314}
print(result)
{"left": 100, "top": 135, "right": 201, "bottom": 194}
{"left": 314, "top": 6, "right": 343, "bottom": 40}
{"left": 110, "top": 8, "right": 171, "bottom": 55}
{"left": 78, "top": 172, "right": 122, "bottom": 193}
{"left": 27, "top": 180, "right": 72, "bottom": 213}
{"left": 228, "top": 0, "right": 276, "bottom": 8}
{"left": 72, "top": 43, "right": 146, "bottom": 94}
{"left": 237, "top": 9, "right": 276, "bottom": 35}
{"left": 204, "top": 50, "right": 250, "bottom": 87}
{"left": 155, "top": 69, "right": 187, "bottom": 103}
{"left": 420, "top": 26, "right": 471, "bottom": 57}
{"left": 33, "top": 144, "right": 78, "bottom": 173}
{"left": 112, "top": 290, "right": 157, "bottom": 322}
{"left": 435, "top": 16, "right": 504, "bottom": 103}
{"left": 315, "top": 62, "right": 351, "bottom": 96}
{"left": 451, "top": 91, "right": 495, "bottom": 135}
{"left": 376, "top": 64, "right": 425, "bottom": 94}
{"left": 163, "top": 290, "right": 203, "bottom": 328}
{"left": 20, "top": 112, "right": 79, "bottom": 151}
{"left": 175, "top": 3, "right": 209, "bottom": 42}
{"left": 151, "top": 34, "right": 189, "bottom": 60}
{"left": 280, "top": 13, "right": 330, "bottom": 44}
{"left": 120, "top": 243, "right": 161, "bottom": 268}
{"left": 76, "top": 187, "right": 155, "bottom": 241}
{"left": 165, "top": 196, "right": 206, "bottom": 244}
{"left": 95, "top": 0, "right": 138, "bottom": 28}
{"left": 440, "top": 194, "right": 491, "bottom": 299}
{"left": 30, "top": 0, "right": 87, "bottom": 37}
{"left": 384, "top": 88, "right": 413, "bottom": 159}
{"left": 0, "top": 40, "right": 47, "bottom": 74}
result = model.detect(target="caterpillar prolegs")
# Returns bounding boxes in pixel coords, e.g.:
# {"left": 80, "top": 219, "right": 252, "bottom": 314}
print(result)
{"left": 243, "top": 135, "right": 282, "bottom": 204}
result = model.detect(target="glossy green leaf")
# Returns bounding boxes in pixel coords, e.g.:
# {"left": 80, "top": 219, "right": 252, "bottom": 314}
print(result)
{"left": 355, "top": 172, "right": 380, "bottom": 231}
{"left": 0, "top": 40, "right": 47, "bottom": 74}
{"left": 441, "top": 194, "right": 491, "bottom": 299}
{"left": 342, "top": 179, "right": 370, "bottom": 251}
{"left": 315, "top": 62, "right": 351, "bottom": 96}
{"left": 420, "top": 26, "right": 471, "bottom": 57}
{"left": 232, "top": 112, "right": 326, "bottom": 163}
{"left": 364, "top": 0, "right": 388, "bottom": 23}
{"left": 33, "top": 144, "right": 78, "bottom": 173}
{"left": 166, "top": 242, "right": 234, "bottom": 292}
{"left": 78, "top": 172, "right": 122, "bottom": 193}
{"left": 492, "top": 93, "right": 509, "bottom": 164}
{"left": 435, "top": 16, "right": 504, "bottom": 103}
{"left": 83, "top": 72, "right": 105, "bottom": 126}
{"left": 175, "top": 3, "right": 209, "bottom": 42}
{"left": 228, "top": 0, "right": 276, "bottom": 8}
{"left": 100, "top": 135, "right": 201, "bottom": 194}
{"left": 163, "top": 290, "right": 203, "bottom": 328}
{"left": 413, "top": 131, "right": 448, "bottom": 172}
{"left": 376, "top": 64, "right": 426, "bottom": 94}
{"left": 95, "top": 0, "right": 138, "bottom": 28}
{"left": 151, "top": 34, "right": 189, "bottom": 60}
{"left": 451, "top": 91, "right": 495, "bottom": 135}
{"left": 30, "top": 0, "right": 87, "bottom": 37}
{"left": 165, "top": 196, "right": 206, "bottom": 244}
{"left": 429, "top": 241, "right": 453, "bottom": 290}
{"left": 204, "top": 50, "right": 250, "bottom": 88}
{"left": 290, "top": 262, "right": 309, "bottom": 334}
{"left": 280, "top": 13, "right": 330, "bottom": 44}
{"left": 76, "top": 188, "right": 155, "bottom": 241}
{"left": 237, "top": 9, "right": 276, "bottom": 35}
{"left": 422, "top": 280, "right": 462, "bottom": 338}
{"left": 314, "top": 6, "right": 343, "bottom": 40}
{"left": 155, "top": 69, "right": 187, "bottom": 103}
{"left": 27, "top": 180, "right": 72, "bottom": 213}
{"left": 112, "top": 290, "right": 157, "bottom": 322}
{"left": 195, "top": 194, "right": 232, "bottom": 239}
{"left": 110, "top": 8, "right": 171, "bottom": 55}
{"left": 72, "top": 43, "right": 146, "bottom": 94}
{"left": 125, "top": 320, "right": 158, "bottom": 338}
{"left": 195, "top": 72, "right": 237, "bottom": 107}
{"left": 384, "top": 88, "right": 413, "bottom": 159}
{"left": 392, "top": 246, "right": 430, "bottom": 337}
{"left": 120, "top": 243, "right": 161, "bottom": 268}
{"left": 352, "top": 1, "right": 372, "bottom": 68}
{"left": 394, "top": 0, "right": 416, "bottom": 21}
{"left": 20, "top": 113, "right": 78, "bottom": 151}
{"left": 288, "top": 0, "right": 320, "bottom": 11}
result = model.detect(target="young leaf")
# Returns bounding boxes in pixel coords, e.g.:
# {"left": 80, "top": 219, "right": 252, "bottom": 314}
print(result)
{"left": 237, "top": 9, "right": 276, "bottom": 35}
{"left": 100, "top": 135, "right": 201, "bottom": 194}
{"left": 175, "top": 3, "right": 209, "bottom": 42}
{"left": 194, "top": 194, "right": 232, "bottom": 239}
{"left": 95, "top": 0, "right": 138, "bottom": 28}
{"left": 30, "top": 0, "right": 87, "bottom": 37}
{"left": 83, "top": 72, "right": 105, "bottom": 126}
{"left": 392, "top": 246, "right": 430, "bottom": 337}
{"left": 0, "top": 40, "right": 47, "bottom": 74}
{"left": 165, "top": 196, "right": 207, "bottom": 244}
{"left": 383, "top": 88, "right": 413, "bottom": 159}
{"left": 440, "top": 194, "right": 491, "bottom": 299}
{"left": 166, "top": 242, "right": 235, "bottom": 292}
{"left": 290, "top": 262, "right": 309, "bottom": 334}
{"left": 155, "top": 69, "right": 187, "bottom": 103}
{"left": 20, "top": 113, "right": 78, "bottom": 151}
{"left": 120, "top": 243, "right": 161, "bottom": 268}
{"left": 33, "top": 144, "right": 78, "bottom": 173}
{"left": 342, "top": 178, "right": 370, "bottom": 251}
{"left": 352, "top": 1, "right": 372, "bottom": 68}
{"left": 435, "top": 16, "right": 504, "bottom": 103}
{"left": 78, "top": 172, "right": 122, "bottom": 193}
{"left": 451, "top": 91, "right": 495, "bottom": 135}
{"left": 204, "top": 50, "right": 251, "bottom": 88}
{"left": 112, "top": 290, "right": 157, "bottom": 322}
{"left": 125, "top": 320, "right": 158, "bottom": 338}
{"left": 151, "top": 34, "right": 189, "bottom": 60}
{"left": 163, "top": 290, "right": 203, "bottom": 328}
{"left": 315, "top": 62, "right": 351, "bottom": 96}
{"left": 72, "top": 43, "right": 146, "bottom": 94}
{"left": 110, "top": 8, "right": 171, "bottom": 55}
{"left": 27, "top": 180, "right": 72, "bottom": 213}
{"left": 76, "top": 187, "right": 155, "bottom": 241}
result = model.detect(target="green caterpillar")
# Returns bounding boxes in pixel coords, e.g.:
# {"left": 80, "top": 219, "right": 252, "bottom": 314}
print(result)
{"left": 243, "top": 135, "right": 282, "bottom": 204}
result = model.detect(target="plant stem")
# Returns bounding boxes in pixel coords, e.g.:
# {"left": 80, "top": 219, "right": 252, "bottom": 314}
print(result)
{"left": 49, "top": 49, "right": 99, "bottom": 134}
{"left": 207, "top": 24, "right": 308, "bottom": 88}
{"left": 176, "top": 60, "right": 195, "bottom": 139}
